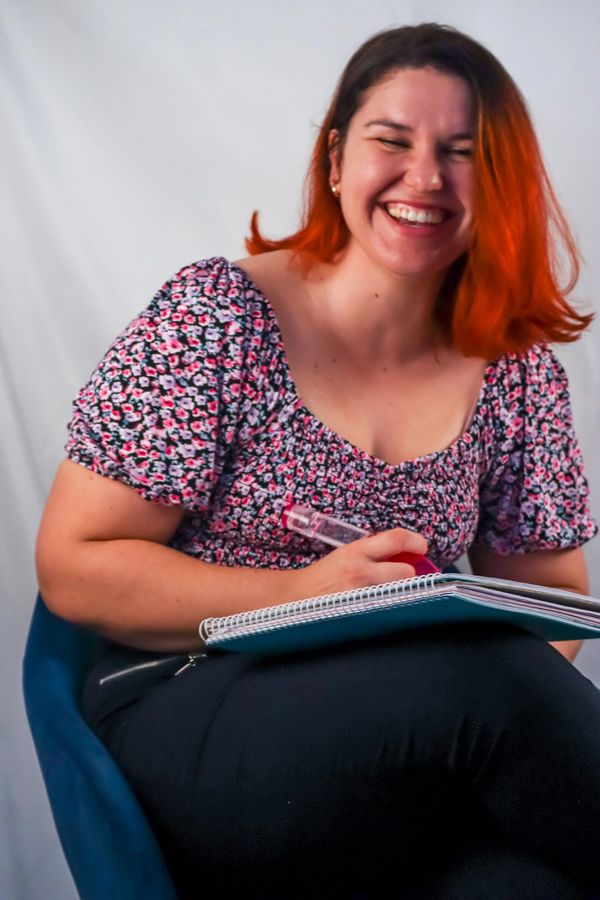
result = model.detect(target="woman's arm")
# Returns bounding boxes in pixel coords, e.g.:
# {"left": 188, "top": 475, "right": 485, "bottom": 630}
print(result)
{"left": 36, "top": 460, "right": 428, "bottom": 652}
{"left": 468, "top": 545, "right": 589, "bottom": 662}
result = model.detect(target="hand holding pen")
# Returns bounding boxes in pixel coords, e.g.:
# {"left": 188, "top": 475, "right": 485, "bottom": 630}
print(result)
{"left": 282, "top": 504, "right": 439, "bottom": 576}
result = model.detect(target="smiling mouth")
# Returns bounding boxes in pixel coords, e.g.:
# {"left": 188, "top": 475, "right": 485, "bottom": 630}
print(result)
{"left": 384, "top": 203, "right": 450, "bottom": 226}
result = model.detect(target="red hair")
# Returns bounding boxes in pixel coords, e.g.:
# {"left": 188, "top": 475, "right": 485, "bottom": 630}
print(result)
{"left": 245, "top": 24, "right": 591, "bottom": 359}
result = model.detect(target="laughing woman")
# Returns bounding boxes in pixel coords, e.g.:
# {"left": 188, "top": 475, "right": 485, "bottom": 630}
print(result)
{"left": 36, "top": 23, "right": 600, "bottom": 899}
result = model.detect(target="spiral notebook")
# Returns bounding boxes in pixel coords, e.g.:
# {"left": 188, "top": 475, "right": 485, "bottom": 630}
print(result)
{"left": 199, "top": 573, "right": 600, "bottom": 655}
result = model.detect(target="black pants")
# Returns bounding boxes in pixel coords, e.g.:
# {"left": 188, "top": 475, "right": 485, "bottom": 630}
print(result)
{"left": 82, "top": 624, "right": 600, "bottom": 899}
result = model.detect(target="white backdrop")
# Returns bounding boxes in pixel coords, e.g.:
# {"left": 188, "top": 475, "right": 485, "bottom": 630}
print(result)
{"left": 2, "top": 1, "right": 599, "bottom": 897}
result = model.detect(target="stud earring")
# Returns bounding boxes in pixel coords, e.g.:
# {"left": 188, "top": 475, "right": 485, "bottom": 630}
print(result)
{"left": 330, "top": 182, "right": 340, "bottom": 198}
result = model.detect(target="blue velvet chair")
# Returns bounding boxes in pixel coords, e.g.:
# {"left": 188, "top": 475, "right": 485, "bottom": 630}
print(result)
{"left": 22, "top": 594, "right": 178, "bottom": 900}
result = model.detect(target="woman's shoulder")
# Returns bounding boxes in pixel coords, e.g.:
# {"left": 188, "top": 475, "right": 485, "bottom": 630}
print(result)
{"left": 91, "top": 256, "right": 280, "bottom": 389}
{"left": 231, "top": 249, "right": 298, "bottom": 278}
{"left": 230, "top": 250, "right": 306, "bottom": 311}
{"left": 152, "top": 256, "right": 255, "bottom": 315}
{"left": 485, "top": 343, "right": 568, "bottom": 396}
{"left": 477, "top": 344, "right": 573, "bottom": 446}
{"left": 125, "top": 255, "right": 283, "bottom": 351}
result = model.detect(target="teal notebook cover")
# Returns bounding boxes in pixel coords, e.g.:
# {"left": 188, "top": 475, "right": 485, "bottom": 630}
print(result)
{"left": 199, "top": 574, "right": 600, "bottom": 655}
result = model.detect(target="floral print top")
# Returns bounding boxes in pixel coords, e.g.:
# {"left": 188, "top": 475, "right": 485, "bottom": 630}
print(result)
{"left": 66, "top": 257, "right": 597, "bottom": 571}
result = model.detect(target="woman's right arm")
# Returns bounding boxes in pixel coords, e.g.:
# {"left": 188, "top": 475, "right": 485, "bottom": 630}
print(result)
{"left": 36, "top": 460, "right": 427, "bottom": 653}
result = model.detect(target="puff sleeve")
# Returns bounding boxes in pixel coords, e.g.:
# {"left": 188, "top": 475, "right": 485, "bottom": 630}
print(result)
{"left": 473, "top": 346, "right": 597, "bottom": 554}
{"left": 66, "top": 259, "right": 249, "bottom": 511}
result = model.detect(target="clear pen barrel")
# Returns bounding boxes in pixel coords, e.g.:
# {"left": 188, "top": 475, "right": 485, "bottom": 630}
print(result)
{"left": 284, "top": 505, "right": 368, "bottom": 547}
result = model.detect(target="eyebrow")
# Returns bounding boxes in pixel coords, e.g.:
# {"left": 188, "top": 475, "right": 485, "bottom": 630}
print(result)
{"left": 364, "top": 119, "right": 473, "bottom": 141}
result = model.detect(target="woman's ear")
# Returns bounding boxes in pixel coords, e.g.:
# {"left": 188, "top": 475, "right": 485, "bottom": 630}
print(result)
{"left": 328, "top": 129, "right": 342, "bottom": 188}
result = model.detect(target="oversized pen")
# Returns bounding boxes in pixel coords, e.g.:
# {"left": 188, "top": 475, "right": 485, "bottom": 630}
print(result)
{"left": 282, "top": 504, "right": 439, "bottom": 575}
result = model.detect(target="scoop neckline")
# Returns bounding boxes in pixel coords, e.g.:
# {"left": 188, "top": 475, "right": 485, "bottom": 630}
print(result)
{"left": 224, "top": 256, "right": 493, "bottom": 472}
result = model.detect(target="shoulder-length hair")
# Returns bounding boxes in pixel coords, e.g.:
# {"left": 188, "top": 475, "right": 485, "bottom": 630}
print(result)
{"left": 245, "top": 23, "right": 591, "bottom": 359}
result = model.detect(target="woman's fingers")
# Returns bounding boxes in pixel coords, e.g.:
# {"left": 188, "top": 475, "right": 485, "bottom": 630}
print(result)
{"left": 359, "top": 527, "right": 428, "bottom": 562}
{"left": 300, "top": 527, "right": 429, "bottom": 598}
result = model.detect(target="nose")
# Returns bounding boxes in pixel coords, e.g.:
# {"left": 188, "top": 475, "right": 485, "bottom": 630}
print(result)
{"left": 403, "top": 149, "right": 443, "bottom": 192}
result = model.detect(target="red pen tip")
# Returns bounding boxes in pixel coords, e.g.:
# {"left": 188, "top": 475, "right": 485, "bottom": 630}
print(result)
{"left": 388, "top": 552, "right": 439, "bottom": 574}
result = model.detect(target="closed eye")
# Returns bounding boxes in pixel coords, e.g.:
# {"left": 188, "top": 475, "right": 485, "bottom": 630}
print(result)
{"left": 445, "top": 146, "right": 473, "bottom": 158}
{"left": 377, "top": 138, "right": 473, "bottom": 158}
{"left": 377, "top": 138, "right": 411, "bottom": 149}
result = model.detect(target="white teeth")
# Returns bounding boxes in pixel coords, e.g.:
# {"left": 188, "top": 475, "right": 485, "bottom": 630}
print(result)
{"left": 386, "top": 204, "right": 444, "bottom": 225}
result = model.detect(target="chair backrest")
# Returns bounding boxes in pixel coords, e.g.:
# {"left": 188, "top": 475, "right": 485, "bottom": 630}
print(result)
{"left": 23, "top": 595, "right": 177, "bottom": 900}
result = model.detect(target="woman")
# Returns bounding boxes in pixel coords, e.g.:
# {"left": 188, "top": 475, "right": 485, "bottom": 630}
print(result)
{"left": 36, "top": 23, "right": 600, "bottom": 899}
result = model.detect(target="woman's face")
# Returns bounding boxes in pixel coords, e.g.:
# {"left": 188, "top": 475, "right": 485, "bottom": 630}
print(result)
{"left": 329, "top": 67, "right": 475, "bottom": 282}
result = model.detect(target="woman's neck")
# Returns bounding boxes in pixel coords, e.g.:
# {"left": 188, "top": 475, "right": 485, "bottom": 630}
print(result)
{"left": 302, "top": 244, "right": 447, "bottom": 365}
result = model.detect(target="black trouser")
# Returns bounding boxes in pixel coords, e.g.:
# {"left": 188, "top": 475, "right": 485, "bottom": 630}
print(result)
{"left": 83, "top": 624, "right": 600, "bottom": 899}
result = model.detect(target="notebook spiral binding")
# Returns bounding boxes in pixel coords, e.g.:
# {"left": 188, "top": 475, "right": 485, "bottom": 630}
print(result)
{"left": 199, "top": 572, "right": 441, "bottom": 642}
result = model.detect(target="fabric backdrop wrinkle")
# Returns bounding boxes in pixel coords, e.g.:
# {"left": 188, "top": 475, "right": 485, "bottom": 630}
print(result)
{"left": 1, "top": 2, "right": 599, "bottom": 898}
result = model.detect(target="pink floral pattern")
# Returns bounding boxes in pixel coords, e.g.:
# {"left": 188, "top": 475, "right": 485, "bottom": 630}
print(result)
{"left": 66, "top": 257, "right": 597, "bottom": 571}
